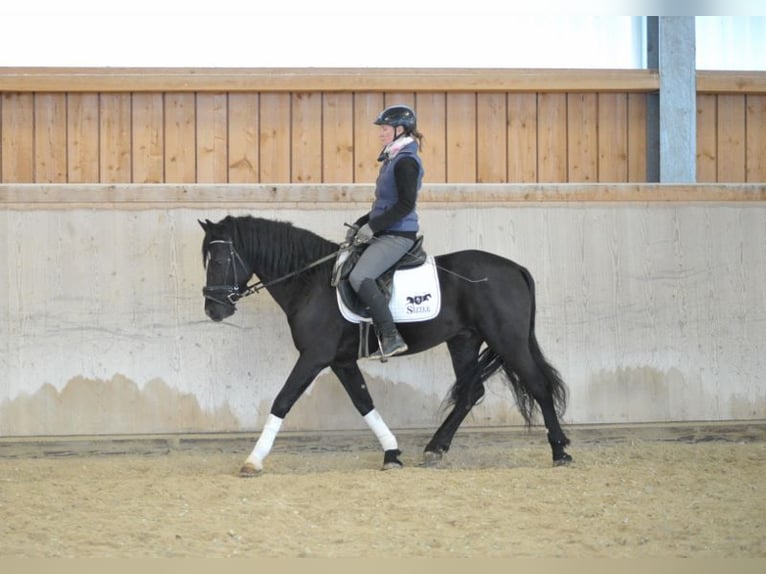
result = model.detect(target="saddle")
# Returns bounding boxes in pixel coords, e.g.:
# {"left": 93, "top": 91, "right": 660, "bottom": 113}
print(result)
{"left": 332, "top": 236, "right": 438, "bottom": 359}
{"left": 332, "top": 236, "right": 428, "bottom": 317}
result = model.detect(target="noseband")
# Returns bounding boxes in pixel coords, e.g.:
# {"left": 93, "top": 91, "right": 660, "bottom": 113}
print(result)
{"left": 202, "top": 240, "right": 249, "bottom": 307}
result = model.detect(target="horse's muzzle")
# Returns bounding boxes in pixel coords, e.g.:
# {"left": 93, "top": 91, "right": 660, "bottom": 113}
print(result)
{"left": 202, "top": 286, "right": 240, "bottom": 321}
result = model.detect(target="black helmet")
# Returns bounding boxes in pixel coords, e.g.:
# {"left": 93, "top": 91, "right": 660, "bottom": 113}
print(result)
{"left": 374, "top": 105, "right": 416, "bottom": 132}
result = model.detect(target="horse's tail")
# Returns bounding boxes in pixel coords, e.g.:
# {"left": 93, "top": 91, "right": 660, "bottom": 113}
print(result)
{"left": 446, "top": 265, "right": 568, "bottom": 427}
{"left": 513, "top": 265, "right": 568, "bottom": 425}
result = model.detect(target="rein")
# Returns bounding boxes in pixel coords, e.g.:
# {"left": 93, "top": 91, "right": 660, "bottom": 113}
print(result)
{"left": 204, "top": 234, "right": 487, "bottom": 308}
{"left": 240, "top": 249, "right": 344, "bottom": 296}
{"left": 203, "top": 239, "right": 348, "bottom": 306}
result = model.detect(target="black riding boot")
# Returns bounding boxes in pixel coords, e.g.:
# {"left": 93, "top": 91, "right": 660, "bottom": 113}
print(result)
{"left": 356, "top": 278, "right": 408, "bottom": 360}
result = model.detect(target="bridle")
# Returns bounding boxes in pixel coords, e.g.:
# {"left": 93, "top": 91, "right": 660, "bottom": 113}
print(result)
{"left": 202, "top": 239, "right": 251, "bottom": 307}
{"left": 202, "top": 238, "right": 349, "bottom": 307}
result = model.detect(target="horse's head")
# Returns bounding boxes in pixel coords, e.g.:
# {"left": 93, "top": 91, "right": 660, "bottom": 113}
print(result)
{"left": 199, "top": 218, "right": 250, "bottom": 322}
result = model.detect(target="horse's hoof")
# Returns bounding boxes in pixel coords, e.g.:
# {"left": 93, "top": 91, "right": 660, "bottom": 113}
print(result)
{"left": 382, "top": 449, "right": 403, "bottom": 470}
{"left": 422, "top": 450, "right": 443, "bottom": 467}
{"left": 553, "top": 453, "right": 573, "bottom": 467}
{"left": 239, "top": 462, "right": 262, "bottom": 478}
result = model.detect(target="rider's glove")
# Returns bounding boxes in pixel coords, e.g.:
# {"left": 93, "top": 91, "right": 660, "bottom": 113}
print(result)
{"left": 354, "top": 223, "right": 374, "bottom": 245}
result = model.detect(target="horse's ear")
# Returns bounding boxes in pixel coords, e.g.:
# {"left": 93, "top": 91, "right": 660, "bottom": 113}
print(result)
{"left": 198, "top": 219, "right": 209, "bottom": 231}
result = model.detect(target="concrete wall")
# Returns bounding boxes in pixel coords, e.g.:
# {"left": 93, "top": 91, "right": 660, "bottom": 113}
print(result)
{"left": 2, "top": 185, "right": 765, "bottom": 436}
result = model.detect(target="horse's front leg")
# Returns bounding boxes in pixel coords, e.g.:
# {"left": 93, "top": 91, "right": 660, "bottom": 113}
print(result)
{"left": 331, "top": 360, "right": 403, "bottom": 470}
{"left": 240, "top": 354, "right": 327, "bottom": 477}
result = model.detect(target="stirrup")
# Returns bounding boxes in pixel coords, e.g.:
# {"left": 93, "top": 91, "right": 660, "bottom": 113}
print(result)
{"left": 370, "top": 331, "right": 408, "bottom": 362}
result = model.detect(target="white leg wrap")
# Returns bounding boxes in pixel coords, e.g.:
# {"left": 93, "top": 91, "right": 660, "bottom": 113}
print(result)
{"left": 245, "top": 414, "right": 283, "bottom": 469}
{"left": 364, "top": 409, "right": 398, "bottom": 452}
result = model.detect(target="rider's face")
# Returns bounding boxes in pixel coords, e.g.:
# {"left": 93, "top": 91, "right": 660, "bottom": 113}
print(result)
{"left": 378, "top": 124, "right": 399, "bottom": 146}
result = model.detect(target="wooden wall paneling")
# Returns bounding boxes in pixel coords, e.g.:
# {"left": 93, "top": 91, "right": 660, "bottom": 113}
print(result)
{"left": 507, "top": 93, "right": 538, "bottom": 183}
{"left": 416, "top": 92, "right": 447, "bottom": 184}
{"left": 745, "top": 95, "right": 766, "bottom": 182}
{"left": 627, "top": 93, "right": 647, "bottom": 182}
{"left": 476, "top": 93, "right": 507, "bottom": 183}
{"left": 131, "top": 93, "right": 164, "bottom": 183}
{"left": 567, "top": 93, "right": 598, "bottom": 182}
{"left": 164, "top": 93, "right": 196, "bottom": 183}
{"left": 259, "top": 93, "right": 291, "bottom": 183}
{"left": 321, "top": 92, "right": 354, "bottom": 183}
{"left": 1, "top": 93, "right": 35, "bottom": 183}
{"left": 446, "top": 92, "right": 477, "bottom": 183}
{"left": 537, "top": 93, "right": 568, "bottom": 182}
{"left": 384, "top": 93, "right": 415, "bottom": 109}
{"left": 99, "top": 93, "right": 132, "bottom": 183}
{"left": 291, "top": 92, "right": 322, "bottom": 183}
{"left": 597, "top": 93, "right": 629, "bottom": 182}
{"left": 34, "top": 93, "right": 67, "bottom": 182}
{"left": 67, "top": 93, "right": 100, "bottom": 183}
{"left": 196, "top": 93, "right": 228, "bottom": 183}
{"left": 352, "top": 92, "right": 385, "bottom": 184}
{"left": 717, "top": 94, "right": 746, "bottom": 182}
{"left": 696, "top": 94, "right": 718, "bottom": 183}
{"left": 228, "top": 93, "right": 259, "bottom": 183}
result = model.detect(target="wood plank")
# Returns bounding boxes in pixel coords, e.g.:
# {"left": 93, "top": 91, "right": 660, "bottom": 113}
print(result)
{"left": 745, "top": 95, "right": 766, "bottom": 183}
{"left": 567, "top": 93, "right": 598, "bottom": 182}
{"left": 627, "top": 93, "right": 647, "bottom": 182}
{"left": 99, "top": 93, "right": 132, "bottom": 183}
{"left": 67, "top": 93, "right": 100, "bottom": 183}
{"left": 537, "top": 93, "right": 567, "bottom": 182}
{"left": 34, "top": 93, "right": 67, "bottom": 182}
{"left": 416, "top": 92, "right": 447, "bottom": 184}
{"left": 0, "top": 67, "right": 661, "bottom": 93}
{"left": 696, "top": 94, "right": 717, "bottom": 182}
{"left": 291, "top": 92, "right": 322, "bottom": 183}
{"left": 322, "top": 92, "right": 354, "bottom": 183}
{"left": 476, "top": 93, "right": 507, "bottom": 183}
{"left": 1, "top": 93, "right": 35, "bottom": 183}
{"left": 352, "top": 93, "right": 385, "bottom": 184}
{"left": 131, "top": 93, "right": 164, "bottom": 183}
{"left": 228, "top": 93, "right": 259, "bottom": 183}
{"left": 507, "top": 93, "right": 538, "bottom": 183}
{"left": 384, "top": 93, "right": 415, "bottom": 109}
{"left": 259, "top": 93, "right": 291, "bottom": 183}
{"left": 164, "top": 93, "right": 196, "bottom": 183}
{"left": 597, "top": 93, "right": 628, "bottom": 182}
{"left": 446, "top": 93, "right": 476, "bottom": 183}
{"left": 3, "top": 183, "right": 764, "bottom": 208}
{"left": 196, "top": 93, "right": 228, "bottom": 183}
{"left": 697, "top": 70, "right": 766, "bottom": 94}
{"left": 717, "top": 94, "right": 746, "bottom": 182}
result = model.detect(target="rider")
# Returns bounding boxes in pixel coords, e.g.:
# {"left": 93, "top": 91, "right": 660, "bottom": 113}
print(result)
{"left": 346, "top": 104, "right": 425, "bottom": 360}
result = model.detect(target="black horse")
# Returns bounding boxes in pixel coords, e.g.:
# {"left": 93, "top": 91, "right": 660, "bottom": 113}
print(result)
{"left": 200, "top": 215, "right": 571, "bottom": 476}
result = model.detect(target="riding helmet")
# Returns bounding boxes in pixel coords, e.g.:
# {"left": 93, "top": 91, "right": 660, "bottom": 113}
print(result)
{"left": 374, "top": 105, "right": 417, "bottom": 132}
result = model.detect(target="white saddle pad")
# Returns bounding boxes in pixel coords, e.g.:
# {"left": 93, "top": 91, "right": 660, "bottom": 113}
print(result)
{"left": 338, "top": 255, "right": 441, "bottom": 324}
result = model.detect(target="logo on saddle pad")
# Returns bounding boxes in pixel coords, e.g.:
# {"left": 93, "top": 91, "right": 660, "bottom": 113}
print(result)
{"left": 337, "top": 256, "right": 441, "bottom": 324}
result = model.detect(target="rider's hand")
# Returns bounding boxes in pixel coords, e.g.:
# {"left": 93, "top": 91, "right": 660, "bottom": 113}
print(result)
{"left": 354, "top": 223, "right": 374, "bottom": 244}
{"left": 344, "top": 224, "right": 358, "bottom": 244}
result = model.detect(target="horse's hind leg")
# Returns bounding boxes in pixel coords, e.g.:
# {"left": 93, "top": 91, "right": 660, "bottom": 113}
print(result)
{"left": 500, "top": 349, "right": 572, "bottom": 466}
{"left": 423, "top": 331, "right": 484, "bottom": 464}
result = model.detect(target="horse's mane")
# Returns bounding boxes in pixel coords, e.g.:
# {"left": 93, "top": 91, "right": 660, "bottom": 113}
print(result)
{"left": 221, "top": 215, "right": 339, "bottom": 282}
